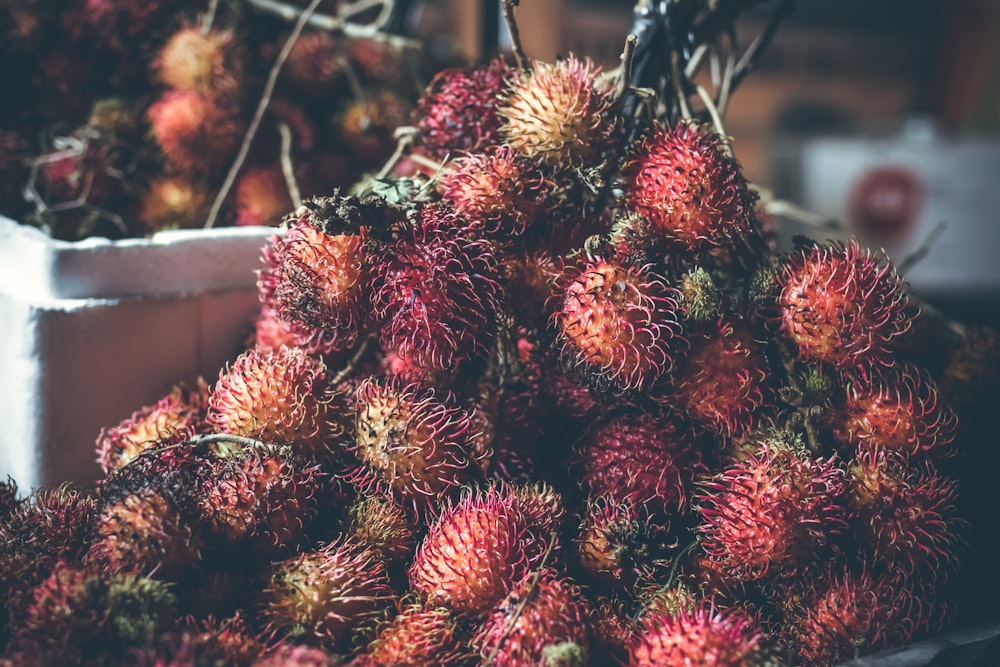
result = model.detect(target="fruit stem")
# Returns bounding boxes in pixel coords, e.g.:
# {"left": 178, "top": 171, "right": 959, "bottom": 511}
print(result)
{"left": 500, "top": 0, "right": 528, "bottom": 72}
{"left": 331, "top": 334, "right": 376, "bottom": 386}
{"left": 278, "top": 123, "right": 302, "bottom": 209}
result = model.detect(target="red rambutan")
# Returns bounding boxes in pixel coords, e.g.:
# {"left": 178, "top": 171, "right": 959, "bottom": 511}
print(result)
{"left": 776, "top": 240, "right": 911, "bottom": 369}
{"left": 155, "top": 26, "right": 243, "bottom": 97}
{"left": 356, "top": 603, "right": 467, "bottom": 667}
{"left": 207, "top": 346, "right": 332, "bottom": 455}
{"left": 346, "top": 493, "right": 417, "bottom": 567}
{"left": 234, "top": 166, "right": 293, "bottom": 228}
{"left": 498, "top": 54, "right": 618, "bottom": 168}
{"left": 137, "top": 175, "right": 210, "bottom": 232}
{"left": 829, "top": 362, "right": 959, "bottom": 459}
{"left": 475, "top": 570, "right": 592, "bottom": 667}
{"left": 250, "top": 305, "right": 344, "bottom": 361}
{"left": 147, "top": 90, "right": 241, "bottom": 174}
{"left": 696, "top": 444, "right": 847, "bottom": 581}
{"left": 347, "top": 374, "right": 475, "bottom": 511}
{"left": 415, "top": 57, "right": 513, "bottom": 159}
{"left": 574, "top": 411, "right": 706, "bottom": 516}
{"left": 282, "top": 30, "right": 345, "bottom": 97}
{"left": 371, "top": 204, "right": 503, "bottom": 373}
{"left": 620, "top": 121, "right": 759, "bottom": 253}
{"left": 259, "top": 535, "right": 395, "bottom": 649}
{"left": 556, "top": 256, "right": 684, "bottom": 394}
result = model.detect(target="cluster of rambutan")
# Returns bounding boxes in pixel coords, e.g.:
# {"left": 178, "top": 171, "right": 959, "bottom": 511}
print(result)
{"left": 0, "top": 0, "right": 422, "bottom": 239}
{"left": 1, "top": 36, "right": 993, "bottom": 667}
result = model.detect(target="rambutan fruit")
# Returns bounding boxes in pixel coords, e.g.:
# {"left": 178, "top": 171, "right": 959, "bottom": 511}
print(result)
{"left": 415, "top": 56, "right": 513, "bottom": 159}
{"left": 270, "top": 212, "right": 370, "bottom": 349}
{"left": 147, "top": 90, "right": 241, "bottom": 174}
{"left": 250, "top": 305, "right": 344, "bottom": 361}
{"left": 498, "top": 54, "right": 618, "bottom": 168}
{"left": 620, "top": 121, "right": 759, "bottom": 254}
{"left": 259, "top": 535, "right": 395, "bottom": 649}
{"left": 336, "top": 90, "right": 410, "bottom": 168}
{"left": 87, "top": 454, "right": 204, "bottom": 579}
{"left": 208, "top": 346, "right": 332, "bottom": 455}
{"left": 155, "top": 26, "right": 243, "bottom": 97}
{"left": 556, "top": 256, "right": 684, "bottom": 394}
{"left": 677, "top": 267, "right": 723, "bottom": 322}
{"left": 96, "top": 379, "right": 209, "bottom": 473}
{"left": 574, "top": 411, "right": 707, "bottom": 516}
{"left": 437, "top": 145, "right": 550, "bottom": 239}
{"left": 775, "top": 240, "right": 911, "bottom": 369}
{"left": 939, "top": 324, "right": 1000, "bottom": 409}
{"left": 576, "top": 497, "right": 675, "bottom": 591}
{"left": 234, "top": 166, "right": 293, "bottom": 228}
{"left": 346, "top": 493, "right": 417, "bottom": 567}
{"left": 696, "top": 444, "right": 847, "bottom": 582}
{"left": 668, "top": 316, "right": 771, "bottom": 438}
{"left": 13, "top": 561, "right": 176, "bottom": 664}
{"left": 627, "top": 602, "right": 776, "bottom": 667}
{"left": 195, "top": 443, "right": 324, "bottom": 555}
{"left": 347, "top": 374, "right": 475, "bottom": 511}
{"left": 777, "top": 562, "right": 927, "bottom": 666}
{"left": 828, "top": 362, "right": 958, "bottom": 459}
{"left": 0, "top": 476, "right": 18, "bottom": 520}
{"left": 504, "top": 250, "right": 566, "bottom": 329}
{"left": 408, "top": 484, "right": 533, "bottom": 616}
{"left": 282, "top": 30, "right": 345, "bottom": 97}
{"left": 141, "top": 613, "right": 264, "bottom": 667}
{"left": 356, "top": 603, "right": 467, "bottom": 667}
{"left": 590, "top": 595, "right": 637, "bottom": 666}
{"left": 137, "top": 175, "right": 210, "bottom": 232}
{"left": 475, "top": 569, "right": 592, "bottom": 667}
{"left": 371, "top": 203, "right": 503, "bottom": 373}
{"left": 252, "top": 643, "right": 340, "bottom": 667}
{"left": 847, "top": 448, "right": 966, "bottom": 577}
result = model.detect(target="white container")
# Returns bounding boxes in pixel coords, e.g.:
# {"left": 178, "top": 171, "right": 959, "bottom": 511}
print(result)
{"left": 0, "top": 216, "right": 275, "bottom": 490}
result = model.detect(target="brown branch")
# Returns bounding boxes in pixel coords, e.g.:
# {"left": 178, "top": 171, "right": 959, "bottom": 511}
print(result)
{"left": 617, "top": 33, "right": 639, "bottom": 98}
{"left": 331, "top": 334, "right": 375, "bottom": 386}
{"left": 898, "top": 220, "right": 947, "bottom": 276}
{"left": 278, "top": 122, "right": 302, "bottom": 209}
{"left": 501, "top": 0, "right": 528, "bottom": 72}
{"left": 201, "top": 0, "right": 219, "bottom": 33}
{"left": 244, "top": 0, "right": 420, "bottom": 48}
{"left": 204, "top": 0, "right": 323, "bottom": 229}
{"left": 670, "top": 51, "right": 692, "bottom": 120}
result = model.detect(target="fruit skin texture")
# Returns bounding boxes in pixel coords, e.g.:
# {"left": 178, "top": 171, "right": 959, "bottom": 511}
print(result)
{"left": 776, "top": 240, "right": 911, "bottom": 369}
{"left": 575, "top": 411, "right": 707, "bottom": 516}
{"left": 415, "top": 57, "right": 512, "bottom": 159}
{"left": 438, "top": 145, "right": 550, "bottom": 239}
{"left": 348, "top": 375, "right": 475, "bottom": 512}
{"left": 95, "top": 379, "right": 208, "bottom": 473}
{"left": 475, "top": 570, "right": 592, "bottom": 667}
{"left": 696, "top": 445, "right": 847, "bottom": 582}
{"left": 628, "top": 603, "right": 773, "bottom": 667}
{"left": 847, "top": 448, "right": 966, "bottom": 577}
{"left": 146, "top": 90, "right": 240, "bottom": 174}
{"left": 371, "top": 204, "right": 503, "bottom": 373}
{"left": 208, "top": 346, "right": 331, "bottom": 454}
{"left": 260, "top": 535, "right": 395, "bottom": 649}
{"left": 829, "top": 363, "right": 958, "bottom": 459}
{"left": 669, "top": 316, "right": 771, "bottom": 438}
{"left": 234, "top": 166, "right": 293, "bottom": 228}
{"left": 498, "top": 54, "right": 618, "bottom": 168}
{"left": 557, "top": 257, "right": 683, "bottom": 394}
{"left": 355, "top": 604, "right": 467, "bottom": 667}
{"left": 621, "top": 121, "right": 759, "bottom": 253}
{"left": 408, "top": 485, "right": 533, "bottom": 616}
{"left": 155, "top": 26, "right": 242, "bottom": 96}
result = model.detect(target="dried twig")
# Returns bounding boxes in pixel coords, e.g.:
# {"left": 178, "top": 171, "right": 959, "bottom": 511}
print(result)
{"left": 670, "top": 51, "right": 692, "bottom": 121}
{"left": 373, "top": 128, "right": 417, "bottom": 180}
{"left": 331, "top": 334, "right": 375, "bottom": 386}
{"left": 898, "top": 220, "right": 947, "bottom": 276}
{"left": 278, "top": 122, "right": 302, "bottom": 209}
{"left": 243, "top": 0, "right": 420, "bottom": 48}
{"left": 501, "top": 0, "right": 528, "bottom": 72}
{"left": 695, "top": 84, "right": 729, "bottom": 151}
{"left": 201, "top": 0, "right": 220, "bottom": 33}
{"left": 205, "top": 0, "right": 323, "bottom": 229}
{"left": 617, "top": 33, "right": 639, "bottom": 98}
{"left": 730, "top": 0, "right": 793, "bottom": 90}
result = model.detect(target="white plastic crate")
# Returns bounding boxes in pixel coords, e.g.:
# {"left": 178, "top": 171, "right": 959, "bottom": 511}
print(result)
{"left": 0, "top": 216, "right": 275, "bottom": 490}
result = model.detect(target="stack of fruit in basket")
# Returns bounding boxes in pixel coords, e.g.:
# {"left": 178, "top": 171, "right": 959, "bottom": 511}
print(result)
{"left": 3, "top": 1, "right": 998, "bottom": 665}
{"left": 0, "top": 0, "right": 421, "bottom": 239}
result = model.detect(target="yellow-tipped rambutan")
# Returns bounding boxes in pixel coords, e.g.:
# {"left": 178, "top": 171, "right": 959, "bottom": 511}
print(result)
{"left": 347, "top": 493, "right": 417, "bottom": 568}
{"left": 234, "top": 166, "right": 293, "bottom": 228}
{"left": 155, "top": 25, "right": 243, "bottom": 96}
{"left": 137, "top": 175, "right": 210, "bottom": 232}
{"left": 498, "top": 54, "right": 618, "bottom": 168}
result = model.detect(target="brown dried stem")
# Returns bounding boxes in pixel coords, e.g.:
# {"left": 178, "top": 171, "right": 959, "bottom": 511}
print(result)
{"left": 278, "top": 122, "right": 302, "bottom": 209}
{"left": 244, "top": 0, "right": 420, "bottom": 48}
{"left": 501, "top": 0, "right": 528, "bottom": 72}
{"left": 201, "top": 0, "right": 219, "bottom": 33}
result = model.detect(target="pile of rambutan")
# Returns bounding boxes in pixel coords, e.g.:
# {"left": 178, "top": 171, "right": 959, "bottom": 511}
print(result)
{"left": 3, "top": 1, "right": 999, "bottom": 665}
{"left": 0, "top": 0, "right": 427, "bottom": 239}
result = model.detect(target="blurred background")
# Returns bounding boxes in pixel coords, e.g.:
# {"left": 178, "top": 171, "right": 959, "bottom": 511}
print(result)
{"left": 414, "top": 0, "right": 1000, "bottom": 328}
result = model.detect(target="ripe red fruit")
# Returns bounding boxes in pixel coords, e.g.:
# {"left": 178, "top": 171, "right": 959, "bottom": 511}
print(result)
{"left": 282, "top": 30, "right": 345, "bottom": 96}
{"left": 356, "top": 604, "right": 467, "bottom": 667}
{"left": 847, "top": 448, "right": 966, "bottom": 577}
{"left": 556, "top": 256, "right": 683, "bottom": 394}
{"left": 415, "top": 57, "right": 513, "bottom": 159}
{"left": 95, "top": 379, "right": 209, "bottom": 473}
{"left": 576, "top": 497, "right": 674, "bottom": 590}
{"left": 146, "top": 90, "right": 241, "bottom": 174}
{"left": 250, "top": 305, "right": 343, "bottom": 360}
{"left": 260, "top": 536, "right": 395, "bottom": 649}
{"left": 498, "top": 54, "right": 618, "bottom": 168}
{"left": 346, "top": 493, "right": 417, "bottom": 567}
{"left": 621, "top": 121, "right": 759, "bottom": 254}
{"left": 208, "top": 347, "right": 332, "bottom": 455}
{"left": 347, "top": 375, "right": 475, "bottom": 512}
{"left": 137, "top": 175, "right": 210, "bottom": 232}
{"left": 829, "top": 362, "right": 958, "bottom": 459}
{"left": 408, "top": 485, "right": 532, "bottom": 616}
{"left": 234, "top": 166, "right": 293, "bottom": 228}
{"left": 668, "top": 316, "right": 771, "bottom": 438}
{"left": 475, "top": 570, "right": 592, "bottom": 667}
{"left": 696, "top": 444, "right": 847, "bottom": 581}
{"left": 575, "top": 412, "right": 706, "bottom": 516}
{"left": 371, "top": 204, "right": 503, "bottom": 373}
{"left": 155, "top": 26, "right": 243, "bottom": 97}
{"left": 438, "top": 145, "right": 550, "bottom": 239}
{"left": 628, "top": 603, "right": 774, "bottom": 667}
{"left": 776, "top": 240, "right": 911, "bottom": 369}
